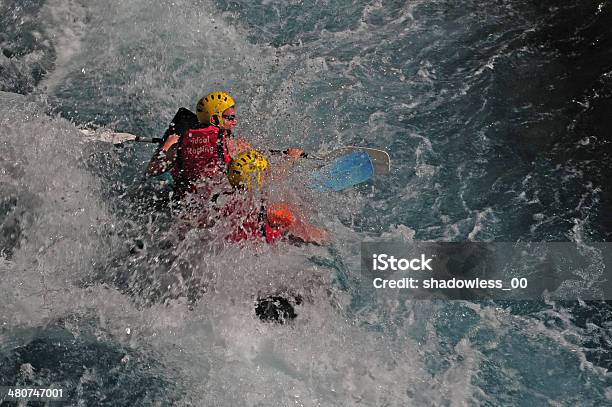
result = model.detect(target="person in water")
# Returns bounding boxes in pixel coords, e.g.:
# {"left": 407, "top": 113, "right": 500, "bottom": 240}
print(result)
{"left": 221, "top": 150, "right": 328, "bottom": 323}
{"left": 220, "top": 150, "right": 329, "bottom": 245}
{"left": 146, "top": 91, "right": 303, "bottom": 200}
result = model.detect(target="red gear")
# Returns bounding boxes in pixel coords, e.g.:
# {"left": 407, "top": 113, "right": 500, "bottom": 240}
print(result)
{"left": 171, "top": 126, "right": 231, "bottom": 197}
{"left": 221, "top": 196, "right": 286, "bottom": 244}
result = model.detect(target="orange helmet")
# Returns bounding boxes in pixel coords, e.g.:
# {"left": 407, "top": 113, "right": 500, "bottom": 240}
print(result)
{"left": 267, "top": 203, "right": 296, "bottom": 228}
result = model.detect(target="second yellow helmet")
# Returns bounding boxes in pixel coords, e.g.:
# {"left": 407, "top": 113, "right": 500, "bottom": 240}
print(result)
{"left": 196, "top": 91, "right": 235, "bottom": 126}
{"left": 227, "top": 150, "right": 269, "bottom": 189}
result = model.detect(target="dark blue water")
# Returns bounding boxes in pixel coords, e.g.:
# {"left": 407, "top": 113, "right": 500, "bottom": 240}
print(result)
{"left": 1, "top": 0, "right": 611, "bottom": 405}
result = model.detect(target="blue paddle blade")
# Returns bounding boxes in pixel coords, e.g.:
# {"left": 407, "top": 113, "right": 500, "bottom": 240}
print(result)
{"left": 308, "top": 152, "right": 374, "bottom": 192}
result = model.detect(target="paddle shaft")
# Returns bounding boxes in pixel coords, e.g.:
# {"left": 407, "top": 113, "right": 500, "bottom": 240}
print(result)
{"left": 133, "top": 136, "right": 164, "bottom": 143}
{"left": 269, "top": 149, "right": 323, "bottom": 160}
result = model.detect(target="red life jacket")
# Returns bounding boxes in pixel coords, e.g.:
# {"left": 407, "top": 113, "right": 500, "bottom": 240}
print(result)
{"left": 221, "top": 195, "right": 285, "bottom": 244}
{"left": 171, "top": 125, "right": 231, "bottom": 197}
{"left": 263, "top": 221, "right": 284, "bottom": 243}
{"left": 225, "top": 215, "right": 284, "bottom": 243}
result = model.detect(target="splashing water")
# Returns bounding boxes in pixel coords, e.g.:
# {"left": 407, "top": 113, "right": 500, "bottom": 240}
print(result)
{"left": 1, "top": 0, "right": 611, "bottom": 405}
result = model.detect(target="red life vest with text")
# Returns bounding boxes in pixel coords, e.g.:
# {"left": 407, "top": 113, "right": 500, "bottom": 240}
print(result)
{"left": 171, "top": 125, "right": 231, "bottom": 197}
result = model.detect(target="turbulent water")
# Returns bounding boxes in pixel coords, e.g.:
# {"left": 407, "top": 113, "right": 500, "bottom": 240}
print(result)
{"left": 1, "top": 0, "right": 611, "bottom": 405}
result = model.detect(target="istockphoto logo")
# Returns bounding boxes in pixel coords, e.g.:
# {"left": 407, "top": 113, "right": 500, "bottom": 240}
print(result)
{"left": 372, "top": 254, "right": 433, "bottom": 271}
{"left": 362, "top": 242, "right": 612, "bottom": 300}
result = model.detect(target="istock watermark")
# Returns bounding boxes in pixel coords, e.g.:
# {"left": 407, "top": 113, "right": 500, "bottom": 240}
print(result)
{"left": 361, "top": 242, "right": 612, "bottom": 300}
{"left": 371, "top": 253, "right": 433, "bottom": 271}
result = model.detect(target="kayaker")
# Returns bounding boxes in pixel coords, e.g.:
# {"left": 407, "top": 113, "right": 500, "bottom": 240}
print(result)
{"left": 220, "top": 151, "right": 327, "bottom": 324}
{"left": 220, "top": 150, "right": 329, "bottom": 245}
{"left": 146, "top": 91, "right": 303, "bottom": 200}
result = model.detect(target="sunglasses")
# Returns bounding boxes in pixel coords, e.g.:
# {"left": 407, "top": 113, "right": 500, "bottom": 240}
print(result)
{"left": 222, "top": 115, "right": 236, "bottom": 121}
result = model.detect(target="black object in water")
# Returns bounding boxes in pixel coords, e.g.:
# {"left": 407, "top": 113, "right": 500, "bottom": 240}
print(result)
{"left": 255, "top": 295, "right": 302, "bottom": 324}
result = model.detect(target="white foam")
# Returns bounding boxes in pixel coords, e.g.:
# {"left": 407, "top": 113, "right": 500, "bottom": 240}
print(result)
{"left": 38, "top": 0, "right": 88, "bottom": 94}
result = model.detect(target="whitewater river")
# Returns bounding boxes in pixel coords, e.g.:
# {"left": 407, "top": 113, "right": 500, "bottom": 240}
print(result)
{"left": 1, "top": 0, "right": 611, "bottom": 405}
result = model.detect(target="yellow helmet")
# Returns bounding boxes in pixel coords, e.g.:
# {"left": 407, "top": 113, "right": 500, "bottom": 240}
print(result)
{"left": 227, "top": 150, "right": 269, "bottom": 189}
{"left": 196, "top": 91, "right": 235, "bottom": 126}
